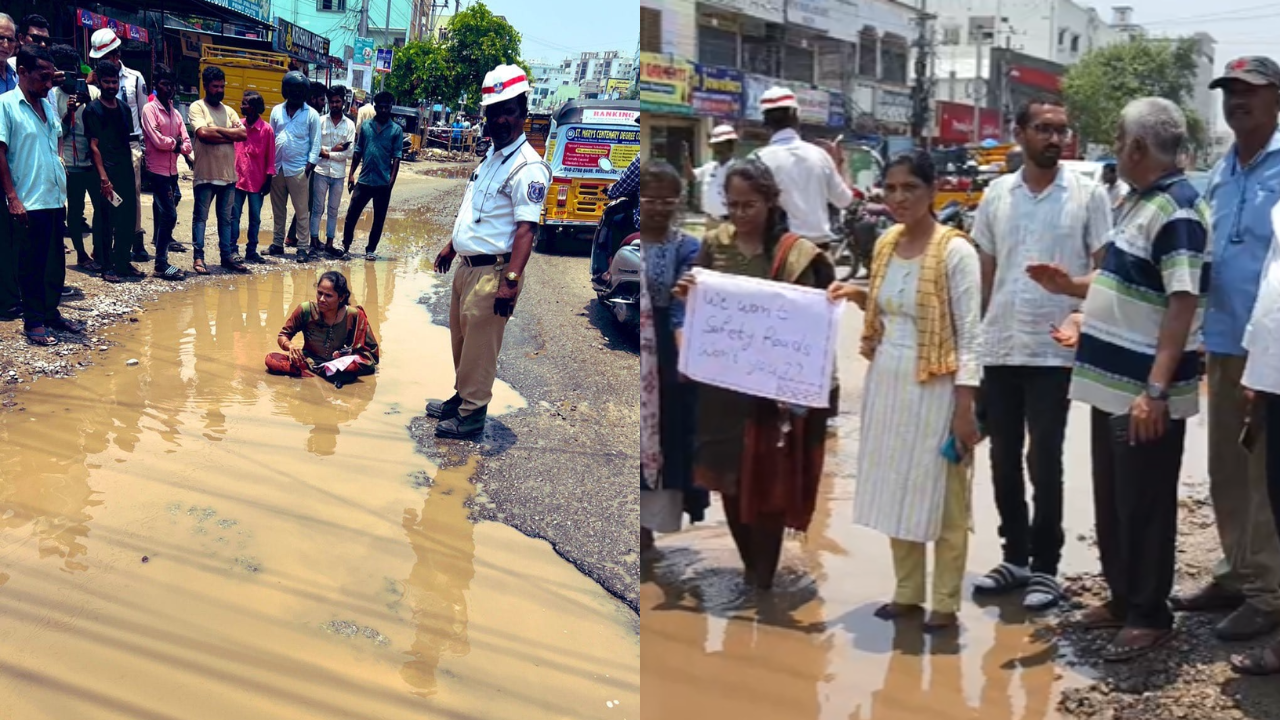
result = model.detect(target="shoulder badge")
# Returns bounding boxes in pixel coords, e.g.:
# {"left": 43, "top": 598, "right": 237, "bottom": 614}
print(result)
{"left": 527, "top": 181, "right": 547, "bottom": 204}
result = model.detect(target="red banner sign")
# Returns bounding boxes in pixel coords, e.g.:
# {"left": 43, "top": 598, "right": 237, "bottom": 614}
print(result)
{"left": 1007, "top": 65, "right": 1061, "bottom": 93}
{"left": 935, "top": 101, "right": 1003, "bottom": 144}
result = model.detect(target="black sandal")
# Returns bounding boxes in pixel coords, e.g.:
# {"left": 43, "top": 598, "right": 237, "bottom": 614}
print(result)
{"left": 1024, "top": 573, "right": 1064, "bottom": 611}
{"left": 155, "top": 265, "right": 186, "bottom": 281}
{"left": 1102, "top": 627, "right": 1176, "bottom": 663}
{"left": 103, "top": 272, "right": 124, "bottom": 284}
{"left": 23, "top": 327, "right": 57, "bottom": 346}
{"left": 48, "top": 316, "right": 85, "bottom": 334}
{"left": 1231, "top": 645, "right": 1280, "bottom": 676}
{"left": 874, "top": 602, "right": 924, "bottom": 620}
{"left": 973, "top": 562, "right": 1031, "bottom": 594}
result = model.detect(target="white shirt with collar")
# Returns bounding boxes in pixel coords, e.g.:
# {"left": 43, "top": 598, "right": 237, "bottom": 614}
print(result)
{"left": 315, "top": 113, "right": 356, "bottom": 178}
{"left": 752, "top": 128, "right": 853, "bottom": 239}
{"left": 1244, "top": 201, "right": 1280, "bottom": 394}
{"left": 451, "top": 133, "right": 550, "bottom": 256}
{"left": 694, "top": 158, "right": 733, "bottom": 218}
{"left": 972, "top": 165, "right": 1114, "bottom": 367}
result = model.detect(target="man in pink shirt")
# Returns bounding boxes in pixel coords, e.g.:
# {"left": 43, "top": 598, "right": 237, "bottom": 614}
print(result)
{"left": 231, "top": 90, "right": 275, "bottom": 263}
{"left": 140, "top": 64, "right": 192, "bottom": 280}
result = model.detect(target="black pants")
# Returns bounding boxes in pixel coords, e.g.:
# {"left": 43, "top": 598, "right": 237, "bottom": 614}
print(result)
{"left": 0, "top": 206, "right": 20, "bottom": 313}
{"left": 148, "top": 172, "right": 180, "bottom": 272}
{"left": 90, "top": 165, "right": 139, "bottom": 275}
{"left": 1091, "top": 408, "right": 1184, "bottom": 630}
{"left": 13, "top": 208, "right": 66, "bottom": 328}
{"left": 983, "top": 365, "right": 1073, "bottom": 575}
{"left": 66, "top": 169, "right": 94, "bottom": 260}
{"left": 1265, "top": 393, "right": 1280, "bottom": 535}
{"left": 342, "top": 183, "right": 392, "bottom": 253}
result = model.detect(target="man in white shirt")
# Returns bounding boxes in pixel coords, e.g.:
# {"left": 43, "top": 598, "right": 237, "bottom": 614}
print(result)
{"left": 88, "top": 29, "right": 149, "bottom": 261}
{"left": 314, "top": 85, "right": 356, "bottom": 255}
{"left": 1101, "top": 161, "right": 1129, "bottom": 208}
{"left": 751, "top": 87, "right": 854, "bottom": 247}
{"left": 684, "top": 123, "right": 737, "bottom": 231}
{"left": 970, "top": 96, "right": 1113, "bottom": 611}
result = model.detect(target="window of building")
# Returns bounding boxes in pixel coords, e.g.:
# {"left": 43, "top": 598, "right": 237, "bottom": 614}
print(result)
{"left": 1070, "top": 34, "right": 1080, "bottom": 52}
{"left": 742, "top": 23, "right": 783, "bottom": 77}
{"left": 317, "top": 0, "right": 345, "bottom": 11}
{"left": 1058, "top": 29, "right": 1067, "bottom": 46}
{"left": 858, "top": 27, "right": 878, "bottom": 78}
{"left": 783, "top": 42, "right": 815, "bottom": 84}
{"left": 881, "top": 37, "right": 908, "bottom": 84}
{"left": 698, "top": 23, "right": 737, "bottom": 67}
{"left": 641, "top": 7, "right": 661, "bottom": 53}
{"left": 968, "top": 16, "right": 994, "bottom": 44}
{"left": 940, "top": 25, "right": 961, "bottom": 45}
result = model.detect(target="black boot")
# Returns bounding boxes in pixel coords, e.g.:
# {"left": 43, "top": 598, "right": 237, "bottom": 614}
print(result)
{"left": 435, "top": 405, "right": 487, "bottom": 439}
{"left": 426, "top": 394, "right": 462, "bottom": 420}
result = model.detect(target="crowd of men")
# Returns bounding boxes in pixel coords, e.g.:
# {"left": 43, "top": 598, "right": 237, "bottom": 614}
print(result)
{"left": 0, "top": 17, "right": 405, "bottom": 347}
{"left": 676, "top": 55, "right": 1280, "bottom": 665}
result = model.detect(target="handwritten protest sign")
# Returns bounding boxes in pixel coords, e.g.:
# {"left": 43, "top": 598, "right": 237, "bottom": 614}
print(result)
{"left": 678, "top": 268, "right": 843, "bottom": 408}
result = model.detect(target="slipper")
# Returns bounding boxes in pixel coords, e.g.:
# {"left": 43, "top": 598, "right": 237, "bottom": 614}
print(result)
{"left": 79, "top": 260, "right": 101, "bottom": 272}
{"left": 48, "top": 317, "right": 85, "bottom": 334}
{"left": 124, "top": 264, "right": 147, "bottom": 278}
{"left": 23, "top": 327, "right": 57, "bottom": 346}
{"left": 1071, "top": 605, "right": 1126, "bottom": 630}
{"left": 1102, "top": 627, "right": 1176, "bottom": 663}
{"left": 1231, "top": 645, "right": 1280, "bottom": 676}
{"left": 874, "top": 602, "right": 924, "bottom": 621}
{"left": 193, "top": 260, "right": 209, "bottom": 275}
{"left": 103, "top": 272, "right": 124, "bottom": 284}
{"left": 973, "top": 562, "right": 1031, "bottom": 595}
{"left": 155, "top": 265, "right": 186, "bottom": 281}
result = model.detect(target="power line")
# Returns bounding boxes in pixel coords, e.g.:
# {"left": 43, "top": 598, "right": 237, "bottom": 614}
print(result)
{"left": 1140, "top": 2, "right": 1277, "bottom": 25}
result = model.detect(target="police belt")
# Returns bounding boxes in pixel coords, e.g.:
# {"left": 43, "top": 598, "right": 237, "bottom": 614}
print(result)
{"left": 460, "top": 253, "right": 510, "bottom": 267}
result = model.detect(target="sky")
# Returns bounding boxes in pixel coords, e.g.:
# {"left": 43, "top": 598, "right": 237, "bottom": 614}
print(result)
{"left": 1086, "top": 0, "right": 1277, "bottom": 73}
{"left": 458, "top": 0, "right": 639, "bottom": 64}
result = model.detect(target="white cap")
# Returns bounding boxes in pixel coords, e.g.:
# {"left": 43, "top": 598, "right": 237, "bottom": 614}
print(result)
{"left": 709, "top": 124, "right": 738, "bottom": 144}
{"left": 479, "top": 64, "right": 532, "bottom": 106}
{"left": 759, "top": 86, "right": 799, "bottom": 112}
{"left": 89, "top": 28, "right": 121, "bottom": 59}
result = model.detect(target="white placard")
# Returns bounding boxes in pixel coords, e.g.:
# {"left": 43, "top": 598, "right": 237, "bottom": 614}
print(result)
{"left": 678, "top": 268, "right": 843, "bottom": 408}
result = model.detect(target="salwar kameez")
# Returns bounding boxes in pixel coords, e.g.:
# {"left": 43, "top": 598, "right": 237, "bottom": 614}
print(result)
{"left": 852, "top": 233, "right": 982, "bottom": 613}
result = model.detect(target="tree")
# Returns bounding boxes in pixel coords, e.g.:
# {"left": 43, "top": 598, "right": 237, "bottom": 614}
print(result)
{"left": 1061, "top": 37, "right": 1204, "bottom": 152}
{"left": 381, "top": 2, "right": 528, "bottom": 112}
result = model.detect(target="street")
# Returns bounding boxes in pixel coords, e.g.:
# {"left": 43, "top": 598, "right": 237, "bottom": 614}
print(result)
{"left": 0, "top": 172, "right": 639, "bottom": 719}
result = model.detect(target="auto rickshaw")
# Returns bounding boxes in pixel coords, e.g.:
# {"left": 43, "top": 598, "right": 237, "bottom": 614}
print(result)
{"left": 536, "top": 99, "right": 641, "bottom": 253}
{"left": 525, "top": 113, "right": 551, "bottom": 157}
{"left": 391, "top": 105, "right": 424, "bottom": 160}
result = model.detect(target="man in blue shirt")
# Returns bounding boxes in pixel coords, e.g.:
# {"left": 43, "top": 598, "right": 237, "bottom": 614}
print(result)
{"left": 1174, "top": 56, "right": 1280, "bottom": 651}
{"left": 0, "top": 15, "right": 17, "bottom": 95}
{"left": 269, "top": 71, "right": 321, "bottom": 263}
{"left": 0, "top": 46, "right": 84, "bottom": 345}
{"left": 342, "top": 91, "right": 403, "bottom": 261}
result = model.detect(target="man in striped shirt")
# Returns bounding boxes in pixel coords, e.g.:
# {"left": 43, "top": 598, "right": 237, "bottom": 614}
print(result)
{"left": 1044, "top": 97, "right": 1209, "bottom": 662}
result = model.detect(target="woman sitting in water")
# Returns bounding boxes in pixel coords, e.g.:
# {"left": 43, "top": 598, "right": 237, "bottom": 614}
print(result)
{"left": 266, "top": 271, "right": 380, "bottom": 387}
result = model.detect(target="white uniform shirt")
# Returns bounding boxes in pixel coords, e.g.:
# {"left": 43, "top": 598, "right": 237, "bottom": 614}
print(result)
{"left": 694, "top": 159, "right": 732, "bottom": 218}
{"left": 752, "top": 128, "right": 853, "bottom": 240}
{"left": 451, "top": 133, "right": 550, "bottom": 256}
{"left": 972, "top": 167, "right": 1113, "bottom": 367}
{"left": 315, "top": 113, "right": 356, "bottom": 178}
{"left": 1244, "top": 201, "right": 1280, "bottom": 394}
{"left": 119, "top": 63, "right": 147, "bottom": 140}
{"left": 1105, "top": 179, "right": 1130, "bottom": 208}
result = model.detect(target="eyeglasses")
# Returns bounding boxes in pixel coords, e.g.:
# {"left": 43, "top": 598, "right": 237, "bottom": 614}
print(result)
{"left": 1030, "top": 124, "right": 1073, "bottom": 140}
{"left": 24, "top": 35, "right": 50, "bottom": 47}
{"left": 639, "top": 197, "right": 680, "bottom": 209}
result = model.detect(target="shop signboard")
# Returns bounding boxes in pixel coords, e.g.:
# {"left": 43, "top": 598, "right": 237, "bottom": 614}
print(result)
{"left": 204, "top": 0, "right": 270, "bottom": 24}
{"left": 1007, "top": 65, "right": 1062, "bottom": 93}
{"left": 935, "top": 101, "right": 1002, "bottom": 144}
{"left": 827, "top": 91, "right": 846, "bottom": 128}
{"left": 640, "top": 52, "right": 694, "bottom": 115}
{"left": 700, "top": 0, "right": 785, "bottom": 24}
{"left": 604, "top": 78, "right": 632, "bottom": 98}
{"left": 692, "top": 64, "right": 744, "bottom": 119}
{"left": 560, "top": 126, "right": 641, "bottom": 174}
{"left": 273, "top": 17, "right": 330, "bottom": 65}
{"left": 76, "top": 8, "right": 148, "bottom": 42}
{"left": 744, "top": 76, "right": 830, "bottom": 125}
{"left": 375, "top": 48, "right": 394, "bottom": 74}
{"left": 786, "top": 0, "right": 832, "bottom": 33}
{"left": 874, "top": 88, "right": 913, "bottom": 124}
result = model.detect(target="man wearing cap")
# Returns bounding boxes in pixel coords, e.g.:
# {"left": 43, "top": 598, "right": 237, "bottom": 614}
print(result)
{"left": 1172, "top": 56, "right": 1280, "bottom": 653}
{"left": 684, "top": 124, "right": 738, "bottom": 232}
{"left": 427, "top": 64, "right": 550, "bottom": 440}
{"left": 88, "top": 28, "right": 149, "bottom": 263}
{"left": 752, "top": 86, "right": 854, "bottom": 247}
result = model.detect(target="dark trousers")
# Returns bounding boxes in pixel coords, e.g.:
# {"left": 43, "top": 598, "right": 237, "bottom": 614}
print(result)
{"left": 342, "top": 183, "right": 392, "bottom": 253}
{"left": 983, "top": 365, "right": 1073, "bottom": 575}
{"left": 13, "top": 208, "right": 66, "bottom": 328}
{"left": 1265, "top": 393, "right": 1280, "bottom": 535}
{"left": 0, "top": 206, "right": 19, "bottom": 313}
{"left": 65, "top": 169, "right": 94, "bottom": 260}
{"left": 148, "top": 171, "right": 180, "bottom": 272}
{"left": 1091, "top": 408, "right": 1184, "bottom": 630}
{"left": 90, "top": 165, "right": 138, "bottom": 275}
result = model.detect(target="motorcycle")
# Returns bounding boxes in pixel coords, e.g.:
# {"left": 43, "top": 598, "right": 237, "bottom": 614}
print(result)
{"left": 590, "top": 196, "right": 641, "bottom": 327}
{"left": 829, "top": 198, "right": 893, "bottom": 281}
{"left": 937, "top": 200, "right": 973, "bottom": 233}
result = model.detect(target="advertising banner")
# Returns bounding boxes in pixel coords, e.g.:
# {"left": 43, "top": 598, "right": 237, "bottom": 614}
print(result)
{"left": 692, "top": 64, "right": 744, "bottom": 119}
{"left": 604, "top": 78, "right": 632, "bottom": 98}
{"left": 375, "top": 48, "right": 393, "bottom": 74}
{"left": 76, "top": 8, "right": 148, "bottom": 43}
{"left": 204, "top": 0, "right": 270, "bottom": 23}
{"left": 560, "top": 126, "right": 641, "bottom": 174}
{"left": 786, "top": 0, "right": 832, "bottom": 33}
{"left": 744, "top": 75, "right": 829, "bottom": 125}
{"left": 353, "top": 37, "right": 375, "bottom": 67}
{"left": 273, "top": 17, "right": 330, "bottom": 65}
{"left": 639, "top": 52, "right": 694, "bottom": 115}
{"left": 874, "top": 88, "right": 913, "bottom": 124}
{"left": 935, "top": 101, "right": 1003, "bottom": 144}
{"left": 827, "top": 91, "right": 846, "bottom": 128}
{"left": 581, "top": 108, "right": 641, "bottom": 124}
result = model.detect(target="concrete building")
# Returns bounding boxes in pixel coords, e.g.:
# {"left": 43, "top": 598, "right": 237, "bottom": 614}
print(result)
{"left": 274, "top": 0, "right": 411, "bottom": 61}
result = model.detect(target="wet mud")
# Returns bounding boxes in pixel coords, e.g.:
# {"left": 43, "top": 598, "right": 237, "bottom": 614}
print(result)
{"left": 640, "top": 301, "right": 1211, "bottom": 720}
{"left": 0, "top": 253, "right": 638, "bottom": 717}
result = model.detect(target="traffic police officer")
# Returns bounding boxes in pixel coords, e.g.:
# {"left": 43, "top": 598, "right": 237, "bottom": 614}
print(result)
{"left": 428, "top": 64, "right": 551, "bottom": 439}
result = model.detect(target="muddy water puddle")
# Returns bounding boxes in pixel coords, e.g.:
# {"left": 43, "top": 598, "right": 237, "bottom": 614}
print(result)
{"left": 641, "top": 307, "right": 1210, "bottom": 720}
{"left": 0, "top": 253, "right": 638, "bottom": 718}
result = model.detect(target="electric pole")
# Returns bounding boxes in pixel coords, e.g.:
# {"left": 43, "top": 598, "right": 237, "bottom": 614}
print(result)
{"left": 910, "top": 0, "right": 936, "bottom": 146}
{"left": 358, "top": 0, "right": 369, "bottom": 38}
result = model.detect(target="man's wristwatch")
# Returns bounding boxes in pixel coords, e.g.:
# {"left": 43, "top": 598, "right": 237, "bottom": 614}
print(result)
{"left": 1145, "top": 382, "right": 1170, "bottom": 401}
{"left": 504, "top": 271, "right": 520, "bottom": 283}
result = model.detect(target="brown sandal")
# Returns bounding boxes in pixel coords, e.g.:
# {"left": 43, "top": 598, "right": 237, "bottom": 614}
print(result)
{"left": 1102, "top": 627, "right": 1176, "bottom": 662}
{"left": 193, "top": 259, "right": 209, "bottom": 275}
{"left": 1072, "top": 604, "right": 1125, "bottom": 630}
{"left": 1231, "top": 644, "right": 1280, "bottom": 676}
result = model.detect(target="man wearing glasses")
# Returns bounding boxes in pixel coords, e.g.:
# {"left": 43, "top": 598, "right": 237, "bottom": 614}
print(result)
{"left": 6, "top": 14, "right": 49, "bottom": 74}
{"left": 969, "top": 96, "right": 1113, "bottom": 612}
{"left": 1173, "top": 58, "right": 1280, "bottom": 659}
{"left": 0, "top": 15, "right": 18, "bottom": 95}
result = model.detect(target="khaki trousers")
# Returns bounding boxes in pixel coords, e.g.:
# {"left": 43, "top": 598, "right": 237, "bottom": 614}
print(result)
{"left": 1208, "top": 354, "right": 1280, "bottom": 611}
{"left": 450, "top": 258, "right": 521, "bottom": 414}
{"left": 271, "top": 172, "right": 310, "bottom": 249}
{"left": 890, "top": 461, "right": 972, "bottom": 614}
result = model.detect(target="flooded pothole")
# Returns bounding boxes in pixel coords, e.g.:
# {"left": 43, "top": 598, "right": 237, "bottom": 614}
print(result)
{"left": 0, "top": 249, "right": 637, "bottom": 717}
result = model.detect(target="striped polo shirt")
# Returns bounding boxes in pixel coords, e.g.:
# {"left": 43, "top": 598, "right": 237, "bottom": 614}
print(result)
{"left": 1070, "top": 171, "right": 1211, "bottom": 419}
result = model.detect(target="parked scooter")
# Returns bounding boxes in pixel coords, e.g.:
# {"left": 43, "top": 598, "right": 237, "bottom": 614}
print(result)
{"left": 590, "top": 196, "right": 641, "bottom": 327}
